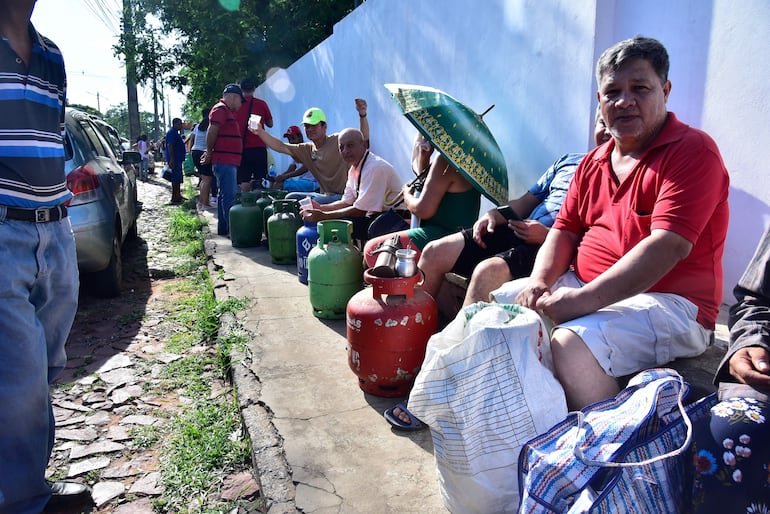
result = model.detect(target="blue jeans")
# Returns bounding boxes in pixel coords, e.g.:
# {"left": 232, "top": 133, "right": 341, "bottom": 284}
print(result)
{"left": 214, "top": 163, "right": 238, "bottom": 235}
{"left": 285, "top": 192, "right": 341, "bottom": 205}
{"left": 0, "top": 213, "right": 79, "bottom": 513}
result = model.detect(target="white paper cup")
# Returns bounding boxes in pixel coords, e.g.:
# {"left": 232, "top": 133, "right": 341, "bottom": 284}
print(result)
{"left": 248, "top": 114, "right": 262, "bottom": 130}
{"left": 299, "top": 197, "right": 313, "bottom": 210}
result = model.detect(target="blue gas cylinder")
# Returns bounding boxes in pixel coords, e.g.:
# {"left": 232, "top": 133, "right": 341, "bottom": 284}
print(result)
{"left": 296, "top": 220, "right": 319, "bottom": 284}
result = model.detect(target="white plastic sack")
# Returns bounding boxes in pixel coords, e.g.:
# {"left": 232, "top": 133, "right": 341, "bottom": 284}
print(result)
{"left": 408, "top": 302, "right": 568, "bottom": 514}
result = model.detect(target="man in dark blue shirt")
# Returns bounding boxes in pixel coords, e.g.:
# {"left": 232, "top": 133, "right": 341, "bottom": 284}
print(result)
{"left": 165, "top": 117, "right": 187, "bottom": 204}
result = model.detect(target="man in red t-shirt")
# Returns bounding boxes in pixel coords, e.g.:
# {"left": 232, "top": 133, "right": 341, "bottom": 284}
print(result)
{"left": 235, "top": 78, "right": 273, "bottom": 192}
{"left": 201, "top": 83, "right": 244, "bottom": 236}
{"left": 506, "top": 37, "right": 729, "bottom": 410}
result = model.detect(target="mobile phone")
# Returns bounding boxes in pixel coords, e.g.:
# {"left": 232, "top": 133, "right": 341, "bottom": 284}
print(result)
{"left": 496, "top": 205, "right": 523, "bottom": 221}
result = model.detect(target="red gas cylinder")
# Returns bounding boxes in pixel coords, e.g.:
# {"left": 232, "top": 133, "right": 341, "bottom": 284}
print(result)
{"left": 346, "top": 269, "right": 438, "bottom": 397}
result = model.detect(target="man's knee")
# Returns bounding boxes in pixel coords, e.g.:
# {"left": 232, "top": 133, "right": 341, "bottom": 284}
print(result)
{"left": 470, "top": 256, "right": 510, "bottom": 282}
{"left": 551, "top": 329, "right": 619, "bottom": 409}
{"left": 465, "top": 256, "right": 511, "bottom": 304}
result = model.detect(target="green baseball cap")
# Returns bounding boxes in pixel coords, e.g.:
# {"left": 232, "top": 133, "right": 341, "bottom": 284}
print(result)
{"left": 302, "top": 107, "right": 326, "bottom": 125}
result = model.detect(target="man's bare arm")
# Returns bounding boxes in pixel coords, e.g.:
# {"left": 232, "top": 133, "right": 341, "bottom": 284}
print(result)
{"left": 536, "top": 229, "right": 692, "bottom": 323}
{"left": 251, "top": 125, "right": 291, "bottom": 155}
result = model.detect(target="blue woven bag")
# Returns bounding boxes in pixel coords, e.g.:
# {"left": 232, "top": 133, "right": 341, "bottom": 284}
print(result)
{"left": 517, "top": 368, "right": 717, "bottom": 513}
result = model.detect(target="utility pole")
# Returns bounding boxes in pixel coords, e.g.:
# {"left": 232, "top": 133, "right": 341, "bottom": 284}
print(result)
{"left": 123, "top": 0, "right": 141, "bottom": 142}
{"left": 151, "top": 31, "right": 160, "bottom": 142}
{"left": 160, "top": 86, "right": 166, "bottom": 135}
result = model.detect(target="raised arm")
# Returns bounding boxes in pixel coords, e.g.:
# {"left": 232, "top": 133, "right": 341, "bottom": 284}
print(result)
{"left": 355, "top": 98, "right": 369, "bottom": 146}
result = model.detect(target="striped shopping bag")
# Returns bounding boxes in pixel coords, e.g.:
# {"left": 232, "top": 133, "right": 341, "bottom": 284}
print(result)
{"left": 517, "top": 368, "right": 717, "bottom": 513}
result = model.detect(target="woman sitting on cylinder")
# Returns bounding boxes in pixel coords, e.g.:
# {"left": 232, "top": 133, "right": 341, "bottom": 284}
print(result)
{"left": 363, "top": 133, "right": 480, "bottom": 269}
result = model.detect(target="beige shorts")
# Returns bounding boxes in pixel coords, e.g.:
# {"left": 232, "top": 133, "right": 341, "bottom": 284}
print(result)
{"left": 490, "top": 271, "right": 713, "bottom": 377}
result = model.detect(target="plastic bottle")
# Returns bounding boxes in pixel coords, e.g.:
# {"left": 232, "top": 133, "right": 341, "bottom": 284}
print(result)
{"left": 268, "top": 163, "right": 276, "bottom": 178}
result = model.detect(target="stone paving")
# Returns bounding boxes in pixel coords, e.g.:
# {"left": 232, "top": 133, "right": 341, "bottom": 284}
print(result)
{"left": 46, "top": 175, "right": 259, "bottom": 513}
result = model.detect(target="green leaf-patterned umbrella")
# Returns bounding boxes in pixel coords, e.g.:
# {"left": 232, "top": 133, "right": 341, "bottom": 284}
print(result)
{"left": 385, "top": 83, "right": 508, "bottom": 205}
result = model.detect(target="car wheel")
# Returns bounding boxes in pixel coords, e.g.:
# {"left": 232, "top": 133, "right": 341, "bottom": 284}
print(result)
{"left": 127, "top": 216, "right": 138, "bottom": 240}
{"left": 91, "top": 231, "right": 123, "bottom": 298}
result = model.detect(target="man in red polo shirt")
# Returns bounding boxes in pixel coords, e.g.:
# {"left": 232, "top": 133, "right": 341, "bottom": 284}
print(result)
{"left": 201, "top": 83, "right": 244, "bottom": 236}
{"left": 235, "top": 78, "right": 273, "bottom": 192}
{"left": 506, "top": 36, "right": 730, "bottom": 410}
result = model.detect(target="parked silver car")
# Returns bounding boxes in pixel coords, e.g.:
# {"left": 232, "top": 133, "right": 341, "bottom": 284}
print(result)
{"left": 64, "top": 108, "right": 141, "bottom": 297}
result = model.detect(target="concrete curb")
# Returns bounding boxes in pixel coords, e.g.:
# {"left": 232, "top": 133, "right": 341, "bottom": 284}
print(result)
{"left": 209, "top": 246, "right": 298, "bottom": 513}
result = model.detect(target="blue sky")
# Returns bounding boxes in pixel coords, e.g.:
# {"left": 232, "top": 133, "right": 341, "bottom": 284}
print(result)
{"left": 31, "top": 0, "right": 185, "bottom": 117}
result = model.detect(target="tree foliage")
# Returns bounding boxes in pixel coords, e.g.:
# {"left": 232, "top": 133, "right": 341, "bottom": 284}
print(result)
{"left": 121, "top": 0, "right": 354, "bottom": 117}
{"left": 68, "top": 103, "right": 102, "bottom": 117}
{"left": 103, "top": 103, "right": 158, "bottom": 139}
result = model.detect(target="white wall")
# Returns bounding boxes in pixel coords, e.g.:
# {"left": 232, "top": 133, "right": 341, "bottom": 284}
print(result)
{"left": 256, "top": 0, "right": 770, "bottom": 305}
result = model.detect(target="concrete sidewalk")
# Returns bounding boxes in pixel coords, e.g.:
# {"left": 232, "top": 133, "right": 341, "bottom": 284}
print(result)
{"left": 201, "top": 209, "right": 448, "bottom": 513}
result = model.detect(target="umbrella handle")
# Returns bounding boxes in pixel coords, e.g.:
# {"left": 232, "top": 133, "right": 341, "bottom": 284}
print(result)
{"left": 387, "top": 167, "right": 428, "bottom": 208}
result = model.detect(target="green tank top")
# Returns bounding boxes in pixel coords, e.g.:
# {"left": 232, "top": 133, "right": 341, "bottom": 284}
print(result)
{"left": 407, "top": 188, "right": 481, "bottom": 249}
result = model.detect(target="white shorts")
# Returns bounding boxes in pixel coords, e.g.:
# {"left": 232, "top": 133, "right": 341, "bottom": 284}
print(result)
{"left": 490, "top": 271, "right": 713, "bottom": 377}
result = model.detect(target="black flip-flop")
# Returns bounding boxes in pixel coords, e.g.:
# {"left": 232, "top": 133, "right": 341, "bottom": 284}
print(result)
{"left": 384, "top": 402, "right": 426, "bottom": 431}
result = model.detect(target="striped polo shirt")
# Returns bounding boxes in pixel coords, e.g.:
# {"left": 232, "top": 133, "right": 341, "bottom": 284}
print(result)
{"left": 0, "top": 23, "right": 70, "bottom": 208}
{"left": 209, "top": 100, "right": 242, "bottom": 166}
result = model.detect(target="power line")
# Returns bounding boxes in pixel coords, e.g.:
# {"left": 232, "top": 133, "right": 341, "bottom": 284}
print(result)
{"left": 81, "top": 0, "right": 122, "bottom": 36}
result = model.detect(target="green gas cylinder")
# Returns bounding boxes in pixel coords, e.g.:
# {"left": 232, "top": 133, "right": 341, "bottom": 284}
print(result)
{"left": 307, "top": 220, "right": 364, "bottom": 319}
{"left": 256, "top": 191, "right": 274, "bottom": 244}
{"left": 266, "top": 189, "right": 288, "bottom": 200}
{"left": 229, "top": 191, "right": 263, "bottom": 247}
{"left": 267, "top": 200, "right": 302, "bottom": 264}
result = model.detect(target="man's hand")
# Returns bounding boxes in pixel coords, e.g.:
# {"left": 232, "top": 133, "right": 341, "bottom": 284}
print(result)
{"left": 509, "top": 220, "right": 549, "bottom": 245}
{"left": 200, "top": 151, "right": 211, "bottom": 165}
{"left": 301, "top": 208, "right": 324, "bottom": 222}
{"left": 472, "top": 209, "right": 506, "bottom": 248}
{"left": 515, "top": 283, "right": 593, "bottom": 324}
{"left": 534, "top": 286, "right": 591, "bottom": 324}
{"left": 729, "top": 347, "right": 770, "bottom": 389}
{"left": 247, "top": 124, "right": 265, "bottom": 136}
{"left": 515, "top": 280, "right": 551, "bottom": 310}
{"left": 355, "top": 98, "right": 367, "bottom": 117}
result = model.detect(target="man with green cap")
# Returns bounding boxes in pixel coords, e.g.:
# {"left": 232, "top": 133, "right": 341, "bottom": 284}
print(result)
{"left": 250, "top": 99, "right": 368, "bottom": 204}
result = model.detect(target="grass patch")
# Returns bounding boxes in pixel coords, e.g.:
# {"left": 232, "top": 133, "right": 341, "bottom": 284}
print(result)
{"left": 157, "top": 399, "right": 251, "bottom": 513}
{"left": 129, "top": 425, "right": 161, "bottom": 450}
{"left": 168, "top": 208, "right": 207, "bottom": 243}
{"left": 163, "top": 331, "right": 197, "bottom": 354}
{"left": 168, "top": 209, "right": 207, "bottom": 275}
{"left": 159, "top": 354, "right": 217, "bottom": 398}
{"left": 216, "top": 332, "right": 249, "bottom": 374}
{"left": 150, "top": 196, "right": 257, "bottom": 511}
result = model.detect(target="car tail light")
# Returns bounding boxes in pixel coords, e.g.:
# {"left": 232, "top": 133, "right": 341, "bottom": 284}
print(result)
{"left": 65, "top": 165, "right": 100, "bottom": 206}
